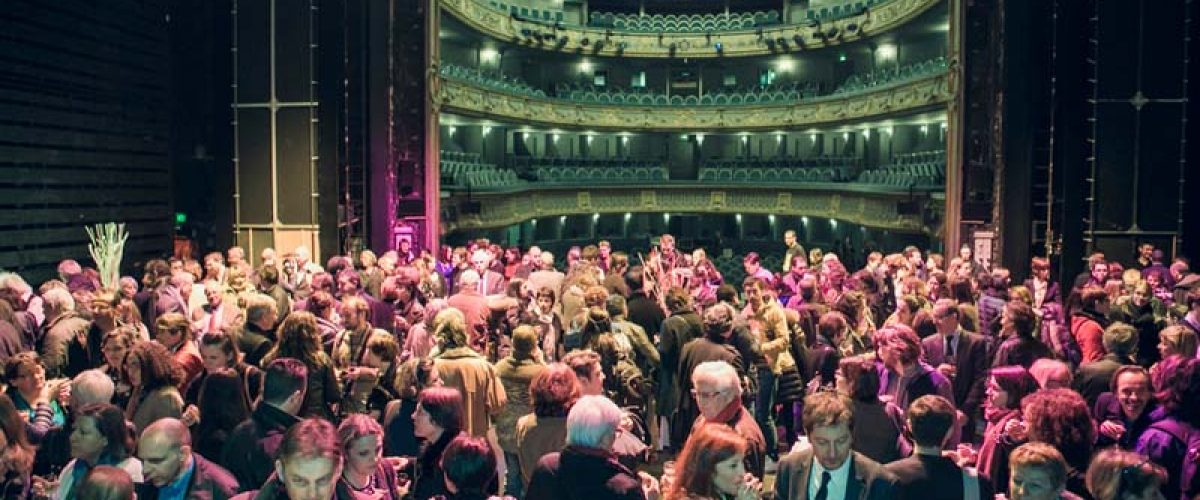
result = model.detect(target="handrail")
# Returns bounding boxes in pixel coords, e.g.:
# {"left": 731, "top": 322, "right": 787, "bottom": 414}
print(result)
{"left": 437, "top": 69, "right": 953, "bottom": 131}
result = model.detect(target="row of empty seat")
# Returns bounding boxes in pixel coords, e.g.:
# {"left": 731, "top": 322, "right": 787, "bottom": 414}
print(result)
{"left": 698, "top": 167, "right": 843, "bottom": 183}
{"left": 508, "top": 156, "right": 660, "bottom": 169}
{"left": 441, "top": 64, "right": 546, "bottom": 98}
{"left": 560, "top": 82, "right": 824, "bottom": 106}
{"left": 856, "top": 150, "right": 946, "bottom": 188}
{"left": 487, "top": 0, "right": 565, "bottom": 22}
{"left": 588, "top": 10, "right": 781, "bottom": 32}
{"left": 535, "top": 166, "right": 669, "bottom": 183}
{"left": 703, "top": 155, "right": 860, "bottom": 170}
{"left": 441, "top": 150, "right": 524, "bottom": 189}
{"left": 892, "top": 149, "right": 945, "bottom": 165}
{"left": 802, "top": 0, "right": 887, "bottom": 22}
{"left": 833, "top": 57, "right": 949, "bottom": 94}
{"left": 443, "top": 58, "right": 948, "bottom": 107}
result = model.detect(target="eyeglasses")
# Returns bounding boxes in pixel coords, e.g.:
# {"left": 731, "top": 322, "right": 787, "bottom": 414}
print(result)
{"left": 691, "top": 389, "right": 729, "bottom": 400}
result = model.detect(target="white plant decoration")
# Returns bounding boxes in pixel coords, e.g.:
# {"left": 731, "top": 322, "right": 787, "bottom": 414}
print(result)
{"left": 86, "top": 222, "right": 128, "bottom": 291}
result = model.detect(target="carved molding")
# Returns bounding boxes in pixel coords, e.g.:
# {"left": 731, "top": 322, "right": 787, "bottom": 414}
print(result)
{"left": 444, "top": 185, "right": 934, "bottom": 234}
{"left": 439, "top": 72, "right": 952, "bottom": 131}
{"left": 439, "top": 0, "right": 944, "bottom": 59}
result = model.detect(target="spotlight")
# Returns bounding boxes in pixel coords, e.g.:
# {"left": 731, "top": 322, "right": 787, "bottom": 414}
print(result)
{"left": 776, "top": 37, "right": 787, "bottom": 47}
{"left": 714, "top": 41, "right": 723, "bottom": 53}
{"left": 793, "top": 34, "right": 804, "bottom": 45}
{"left": 556, "top": 36, "right": 568, "bottom": 48}
{"left": 520, "top": 28, "right": 533, "bottom": 38}
{"left": 826, "top": 27, "right": 839, "bottom": 38}
{"left": 845, "top": 23, "right": 859, "bottom": 33}
{"left": 544, "top": 32, "right": 557, "bottom": 41}
{"left": 581, "top": 37, "right": 590, "bottom": 46}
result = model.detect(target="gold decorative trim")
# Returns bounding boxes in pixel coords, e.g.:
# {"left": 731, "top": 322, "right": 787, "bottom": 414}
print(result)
{"left": 440, "top": 0, "right": 944, "bottom": 58}
{"left": 444, "top": 185, "right": 933, "bottom": 234}
{"left": 439, "top": 72, "right": 952, "bottom": 131}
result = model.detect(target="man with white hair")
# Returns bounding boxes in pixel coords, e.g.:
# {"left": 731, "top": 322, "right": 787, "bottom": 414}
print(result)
{"left": 471, "top": 248, "right": 507, "bottom": 296}
{"left": 0, "top": 272, "right": 44, "bottom": 328}
{"left": 33, "top": 369, "right": 115, "bottom": 475}
{"left": 39, "top": 288, "right": 90, "bottom": 378}
{"left": 690, "top": 360, "right": 766, "bottom": 478}
{"left": 447, "top": 270, "right": 490, "bottom": 348}
{"left": 526, "top": 395, "right": 660, "bottom": 500}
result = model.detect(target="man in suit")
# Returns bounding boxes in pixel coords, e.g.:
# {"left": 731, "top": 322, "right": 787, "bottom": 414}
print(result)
{"left": 923, "top": 299, "right": 990, "bottom": 435}
{"left": 472, "top": 248, "right": 507, "bottom": 296}
{"left": 138, "top": 418, "right": 240, "bottom": 499}
{"left": 775, "top": 392, "right": 896, "bottom": 500}
{"left": 885, "top": 395, "right": 992, "bottom": 500}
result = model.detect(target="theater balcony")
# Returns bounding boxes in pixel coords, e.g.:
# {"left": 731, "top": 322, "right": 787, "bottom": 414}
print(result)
{"left": 439, "top": 0, "right": 946, "bottom": 58}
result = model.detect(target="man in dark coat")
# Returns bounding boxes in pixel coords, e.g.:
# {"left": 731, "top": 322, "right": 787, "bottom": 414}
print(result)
{"left": 221, "top": 359, "right": 306, "bottom": 490}
{"left": 526, "top": 395, "right": 656, "bottom": 500}
{"left": 138, "top": 419, "right": 240, "bottom": 499}
{"left": 922, "top": 300, "right": 990, "bottom": 431}
{"left": 624, "top": 266, "right": 665, "bottom": 340}
{"left": 775, "top": 392, "right": 897, "bottom": 500}
{"left": 657, "top": 288, "right": 703, "bottom": 449}
{"left": 677, "top": 304, "right": 746, "bottom": 448}
{"left": 1073, "top": 322, "right": 1137, "bottom": 408}
{"left": 885, "top": 395, "right": 992, "bottom": 500}
{"left": 240, "top": 295, "right": 278, "bottom": 368}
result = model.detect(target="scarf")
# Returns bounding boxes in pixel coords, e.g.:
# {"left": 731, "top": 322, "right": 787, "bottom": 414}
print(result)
{"left": 713, "top": 398, "right": 743, "bottom": 425}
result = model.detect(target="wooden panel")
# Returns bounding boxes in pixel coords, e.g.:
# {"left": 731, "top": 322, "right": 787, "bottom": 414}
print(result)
{"left": 0, "top": 0, "right": 172, "bottom": 282}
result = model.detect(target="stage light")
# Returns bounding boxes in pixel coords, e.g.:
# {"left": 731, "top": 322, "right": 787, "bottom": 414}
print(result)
{"left": 580, "top": 37, "right": 590, "bottom": 46}
{"left": 714, "top": 42, "right": 723, "bottom": 53}
{"left": 793, "top": 34, "right": 804, "bottom": 46}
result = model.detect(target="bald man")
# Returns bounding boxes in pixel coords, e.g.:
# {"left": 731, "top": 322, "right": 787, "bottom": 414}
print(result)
{"left": 138, "top": 418, "right": 240, "bottom": 499}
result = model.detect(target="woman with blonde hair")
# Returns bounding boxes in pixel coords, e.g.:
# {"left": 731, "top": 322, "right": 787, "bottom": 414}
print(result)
{"left": 1156, "top": 324, "right": 1197, "bottom": 360}
{"left": 432, "top": 308, "right": 506, "bottom": 438}
{"left": 666, "top": 424, "right": 761, "bottom": 500}
{"left": 1085, "top": 449, "right": 1167, "bottom": 500}
{"left": 338, "top": 413, "right": 401, "bottom": 499}
{"left": 262, "top": 311, "right": 342, "bottom": 420}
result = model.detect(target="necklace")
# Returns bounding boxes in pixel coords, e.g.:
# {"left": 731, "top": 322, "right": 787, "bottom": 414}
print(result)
{"left": 343, "top": 471, "right": 376, "bottom": 493}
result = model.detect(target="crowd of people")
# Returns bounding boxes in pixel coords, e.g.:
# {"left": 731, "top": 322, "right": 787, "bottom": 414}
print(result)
{"left": 0, "top": 233, "right": 1195, "bottom": 500}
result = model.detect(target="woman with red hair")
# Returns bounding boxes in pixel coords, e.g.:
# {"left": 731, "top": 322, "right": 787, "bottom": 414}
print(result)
{"left": 666, "top": 424, "right": 762, "bottom": 500}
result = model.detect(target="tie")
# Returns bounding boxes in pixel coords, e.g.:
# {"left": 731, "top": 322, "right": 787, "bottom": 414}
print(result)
{"left": 945, "top": 335, "right": 955, "bottom": 359}
{"left": 814, "top": 471, "right": 831, "bottom": 500}
{"left": 208, "top": 306, "right": 220, "bottom": 333}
